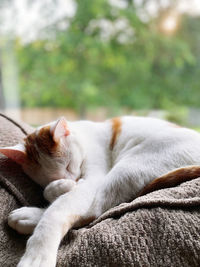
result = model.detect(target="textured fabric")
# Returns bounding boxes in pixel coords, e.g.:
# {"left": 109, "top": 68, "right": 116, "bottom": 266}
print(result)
{"left": 0, "top": 113, "right": 200, "bottom": 267}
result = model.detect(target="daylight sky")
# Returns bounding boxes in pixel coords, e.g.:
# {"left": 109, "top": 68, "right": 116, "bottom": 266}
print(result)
{"left": 0, "top": 0, "right": 200, "bottom": 42}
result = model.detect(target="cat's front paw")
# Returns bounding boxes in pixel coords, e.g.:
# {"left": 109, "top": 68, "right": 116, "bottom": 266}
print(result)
{"left": 17, "top": 251, "right": 56, "bottom": 267}
{"left": 8, "top": 207, "right": 44, "bottom": 234}
{"left": 17, "top": 235, "right": 57, "bottom": 267}
{"left": 44, "top": 179, "right": 76, "bottom": 202}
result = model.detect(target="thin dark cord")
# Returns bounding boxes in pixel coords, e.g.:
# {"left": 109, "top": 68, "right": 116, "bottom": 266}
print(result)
{"left": 0, "top": 112, "right": 28, "bottom": 135}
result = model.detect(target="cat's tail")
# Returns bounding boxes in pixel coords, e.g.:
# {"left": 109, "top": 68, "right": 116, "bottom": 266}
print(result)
{"left": 138, "top": 165, "right": 200, "bottom": 197}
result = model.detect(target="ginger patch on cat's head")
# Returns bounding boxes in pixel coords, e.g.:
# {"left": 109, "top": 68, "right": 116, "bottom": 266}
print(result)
{"left": 24, "top": 118, "right": 70, "bottom": 164}
{"left": 24, "top": 126, "right": 57, "bottom": 164}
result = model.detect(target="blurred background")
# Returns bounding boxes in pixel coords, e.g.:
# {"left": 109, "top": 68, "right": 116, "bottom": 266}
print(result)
{"left": 0, "top": 0, "right": 200, "bottom": 128}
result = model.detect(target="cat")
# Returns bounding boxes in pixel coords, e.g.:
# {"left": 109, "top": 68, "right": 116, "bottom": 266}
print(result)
{"left": 1, "top": 116, "right": 200, "bottom": 267}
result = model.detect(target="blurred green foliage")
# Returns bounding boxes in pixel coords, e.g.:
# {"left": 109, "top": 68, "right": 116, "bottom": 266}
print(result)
{"left": 13, "top": 0, "right": 200, "bottom": 115}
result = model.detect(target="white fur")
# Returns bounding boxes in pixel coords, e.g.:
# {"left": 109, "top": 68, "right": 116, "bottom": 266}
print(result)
{"left": 6, "top": 116, "right": 200, "bottom": 267}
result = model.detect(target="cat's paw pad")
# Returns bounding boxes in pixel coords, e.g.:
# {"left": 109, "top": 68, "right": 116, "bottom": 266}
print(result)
{"left": 43, "top": 179, "right": 76, "bottom": 202}
{"left": 8, "top": 207, "right": 44, "bottom": 234}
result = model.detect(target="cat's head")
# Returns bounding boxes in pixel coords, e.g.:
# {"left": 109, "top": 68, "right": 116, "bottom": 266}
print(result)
{"left": 0, "top": 117, "right": 84, "bottom": 187}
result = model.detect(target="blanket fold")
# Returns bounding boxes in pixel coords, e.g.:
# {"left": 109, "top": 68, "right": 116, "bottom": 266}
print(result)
{"left": 91, "top": 177, "right": 200, "bottom": 226}
{"left": 0, "top": 113, "right": 200, "bottom": 267}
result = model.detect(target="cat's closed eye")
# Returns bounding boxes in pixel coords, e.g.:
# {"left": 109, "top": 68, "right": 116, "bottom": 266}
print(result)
{"left": 66, "top": 163, "right": 71, "bottom": 173}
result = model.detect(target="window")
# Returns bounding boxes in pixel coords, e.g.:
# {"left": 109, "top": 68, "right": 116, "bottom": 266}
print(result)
{"left": 0, "top": 0, "right": 200, "bottom": 128}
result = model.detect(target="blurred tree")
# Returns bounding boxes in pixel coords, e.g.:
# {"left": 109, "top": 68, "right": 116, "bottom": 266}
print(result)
{"left": 12, "top": 0, "right": 200, "bottom": 115}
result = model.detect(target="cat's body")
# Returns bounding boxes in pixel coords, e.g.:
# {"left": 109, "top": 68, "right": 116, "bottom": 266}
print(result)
{"left": 1, "top": 116, "right": 200, "bottom": 267}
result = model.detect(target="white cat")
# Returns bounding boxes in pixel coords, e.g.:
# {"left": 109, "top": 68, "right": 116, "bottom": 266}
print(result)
{"left": 1, "top": 116, "right": 200, "bottom": 267}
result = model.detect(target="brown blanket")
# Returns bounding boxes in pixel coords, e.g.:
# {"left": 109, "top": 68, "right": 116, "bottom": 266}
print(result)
{"left": 0, "top": 113, "right": 200, "bottom": 267}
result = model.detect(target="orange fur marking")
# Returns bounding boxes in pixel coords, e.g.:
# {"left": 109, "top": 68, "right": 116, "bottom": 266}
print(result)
{"left": 138, "top": 166, "right": 200, "bottom": 197}
{"left": 62, "top": 215, "right": 96, "bottom": 237}
{"left": 168, "top": 122, "right": 181, "bottom": 128}
{"left": 25, "top": 126, "right": 57, "bottom": 163}
{"left": 75, "top": 215, "right": 96, "bottom": 228}
{"left": 110, "top": 117, "right": 122, "bottom": 150}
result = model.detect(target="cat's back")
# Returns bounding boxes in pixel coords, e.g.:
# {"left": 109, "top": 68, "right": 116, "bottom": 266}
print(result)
{"left": 119, "top": 115, "right": 199, "bottom": 137}
{"left": 110, "top": 116, "right": 200, "bottom": 171}
{"left": 112, "top": 115, "right": 200, "bottom": 152}
{"left": 118, "top": 116, "right": 174, "bottom": 140}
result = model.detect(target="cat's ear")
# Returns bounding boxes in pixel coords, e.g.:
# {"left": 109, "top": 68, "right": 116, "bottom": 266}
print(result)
{"left": 51, "top": 117, "right": 70, "bottom": 143}
{"left": 0, "top": 144, "right": 27, "bottom": 165}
